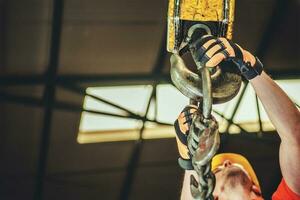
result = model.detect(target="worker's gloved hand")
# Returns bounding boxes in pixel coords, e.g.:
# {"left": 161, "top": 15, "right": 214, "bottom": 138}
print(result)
{"left": 189, "top": 35, "right": 264, "bottom": 80}
{"left": 174, "top": 105, "right": 198, "bottom": 170}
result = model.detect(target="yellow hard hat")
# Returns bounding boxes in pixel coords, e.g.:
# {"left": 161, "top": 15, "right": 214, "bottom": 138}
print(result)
{"left": 211, "top": 153, "right": 261, "bottom": 189}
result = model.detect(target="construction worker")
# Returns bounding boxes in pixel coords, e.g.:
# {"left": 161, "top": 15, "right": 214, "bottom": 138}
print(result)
{"left": 175, "top": 35, "right": 300, "bottom": 200}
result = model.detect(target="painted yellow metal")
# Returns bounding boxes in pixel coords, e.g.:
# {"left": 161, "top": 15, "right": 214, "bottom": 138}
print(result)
{"left": 167, "top": 4, "right": 175, "bottom": 52}
{"left": 227, "top": 0, "right": 235, "bottom": 40}
{"left": 166, "top": 4, "right": 177, "bottom": 52}
{"left": 180, "top": 0, "right": 224, "bottom": 21}
{"left": 167, "top": 0, "right": 235, "bottom": 52}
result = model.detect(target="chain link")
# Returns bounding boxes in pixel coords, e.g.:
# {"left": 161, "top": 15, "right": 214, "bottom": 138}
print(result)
{"left": 188, "top": 108, "right": 220, "bottom": 200}
{"left": 193, "top": 162, "right": 215, "bottom": 200}
{"left": 187, "top": 44, "right": 220, "bottom": 199}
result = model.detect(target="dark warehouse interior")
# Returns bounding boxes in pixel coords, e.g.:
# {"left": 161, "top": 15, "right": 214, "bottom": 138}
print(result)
{"left": 0, "top": 0, "right": 299, "bottom": 200}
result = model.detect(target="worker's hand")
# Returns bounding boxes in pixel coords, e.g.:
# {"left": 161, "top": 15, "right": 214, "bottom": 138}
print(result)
{"left": 189, "top": 35, "right": 264, "bottom": 80}
{"left": 174, "top": 105, "right": 198, "bottom": 170}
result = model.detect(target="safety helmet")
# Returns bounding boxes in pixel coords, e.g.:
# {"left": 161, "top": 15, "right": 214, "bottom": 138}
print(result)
{"left": 212, "top": 153, "right": 261, "bottom": 190}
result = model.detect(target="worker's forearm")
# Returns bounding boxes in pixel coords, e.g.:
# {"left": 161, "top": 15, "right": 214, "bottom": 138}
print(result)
{"left": 250, "top": 71, "right": 300, "bottom": 143}
{"left": 181, "top": 170, "right": 197, "bottom": 200}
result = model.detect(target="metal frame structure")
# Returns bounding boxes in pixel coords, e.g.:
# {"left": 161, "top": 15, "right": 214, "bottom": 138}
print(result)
{"left": 0, "top": 0, "right": 298, "bottom": 199}
{"left": 34, "top": 0, "right": 64, "bottom": 199}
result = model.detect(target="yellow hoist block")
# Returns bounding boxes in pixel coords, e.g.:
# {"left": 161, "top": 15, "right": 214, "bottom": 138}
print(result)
{"left": 167, "top": 0, "right": 235, "bottom": 53}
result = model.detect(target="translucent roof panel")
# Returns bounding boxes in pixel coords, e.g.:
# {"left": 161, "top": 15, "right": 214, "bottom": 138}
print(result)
{"left": 156, "top": 84, "right": 188, "bottom": 123}
{"left": 78, "top": 79, "right": 300, "bottom": 143}
{"left": 79, "top": 85, "right": 152, "bottom": 132}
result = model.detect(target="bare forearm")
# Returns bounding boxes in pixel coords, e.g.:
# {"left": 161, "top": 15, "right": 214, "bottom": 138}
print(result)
{"left": 181, "top": 171, "right": 196, "bottom": 200}
{"left": 250, "top": 71, "right": 300, "bottom": 143}
{"left": 250, "top": 71, "right": 300, "bottom": 193}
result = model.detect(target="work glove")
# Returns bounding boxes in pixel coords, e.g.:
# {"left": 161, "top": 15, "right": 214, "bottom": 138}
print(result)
{"left": 174, "top": 105, "right": 198, "bottom": 170}
{"left": 189, "top": 35, "right": 264, "bottom": 80}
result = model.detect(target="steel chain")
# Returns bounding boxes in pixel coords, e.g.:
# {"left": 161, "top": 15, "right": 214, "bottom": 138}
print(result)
{"left": 188, "top": 108, "right": 220, "bottom": 200}
{"left": 187, "top": 58, "right": 220, "bottom": 199}
{"left": 190, "top": 162, "right": 215, "bottom": 200}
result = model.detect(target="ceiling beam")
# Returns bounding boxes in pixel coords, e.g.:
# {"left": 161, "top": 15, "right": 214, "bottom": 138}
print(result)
{"left": 34, "top": 0, "right": 64, "bottom": 199}
{"left": 1, "top": 69, "right": 300, "bottom": 87}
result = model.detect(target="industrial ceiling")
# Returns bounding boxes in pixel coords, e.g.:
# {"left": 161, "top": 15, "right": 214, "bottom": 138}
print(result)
{"left": 0, "top": 0, "right": 299, "bottom": 200}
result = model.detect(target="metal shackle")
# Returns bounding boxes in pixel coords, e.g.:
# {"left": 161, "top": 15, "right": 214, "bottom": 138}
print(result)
{"left": 170, "top": 25, "right": 242, "bottom": 105}
{"left": 170, "top": 54, "right": 242, "bottom": 104}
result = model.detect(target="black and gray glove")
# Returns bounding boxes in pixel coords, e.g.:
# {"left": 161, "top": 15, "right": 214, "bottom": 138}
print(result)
{"left": 174, "top": 105, "right": 198, "bottom": 170}
{"left": 188, "top": 35, "right": 263, "bottom": 80}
